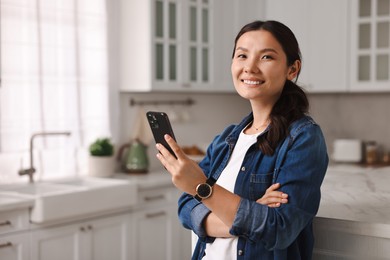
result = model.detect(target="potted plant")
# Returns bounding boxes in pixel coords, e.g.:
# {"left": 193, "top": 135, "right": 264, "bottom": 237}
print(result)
{"left": 88, "top": 138, "right": 115, "bottom": 177}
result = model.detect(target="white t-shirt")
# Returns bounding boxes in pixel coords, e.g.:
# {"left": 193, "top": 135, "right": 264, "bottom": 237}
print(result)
{"left": 203, "top": 129, "right": 259, "bottom": 260}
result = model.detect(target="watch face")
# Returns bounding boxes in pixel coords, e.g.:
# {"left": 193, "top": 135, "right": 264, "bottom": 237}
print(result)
{"left": 197, "top": 183, "right": 212, "bottom": 199}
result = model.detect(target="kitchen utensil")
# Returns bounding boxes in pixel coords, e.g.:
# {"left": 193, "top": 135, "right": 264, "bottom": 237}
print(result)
{"left": 117, "top": 139, "right": 149, "bottom": 173}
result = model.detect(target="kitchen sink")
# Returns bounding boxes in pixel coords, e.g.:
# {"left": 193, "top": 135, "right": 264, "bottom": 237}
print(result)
{"left": 0, "top": 177, "right": 137, "bottom": 224}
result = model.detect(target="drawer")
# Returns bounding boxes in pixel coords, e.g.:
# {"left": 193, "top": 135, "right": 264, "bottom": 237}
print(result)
{"left": 0, "top": 209, "right": 30, "bottom": 235}
{"left": 137, "top": 187, "right": 179, "bottom": 207}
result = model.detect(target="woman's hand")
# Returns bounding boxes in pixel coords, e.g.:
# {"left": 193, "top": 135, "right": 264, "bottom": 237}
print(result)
{"left": 155, "top": 134, "right": 207, "bottom": 195}
{"left": 256, "top": 183, "right": 288, "bottom": 208}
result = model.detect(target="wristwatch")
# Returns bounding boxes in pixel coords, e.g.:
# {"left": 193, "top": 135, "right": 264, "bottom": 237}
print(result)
{"left": 194, "top": 178, "right": 216, "bottom": 202}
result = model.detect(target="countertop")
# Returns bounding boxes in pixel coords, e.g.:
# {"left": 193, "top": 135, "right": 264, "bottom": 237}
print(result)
{"left": 113, "top": 168, "right": 172, "bottom": 190}
{"left": 317, "top": 164, "right": 390, "bottom": 225}
{"left": 1, "top": 164, "right": 390, "bottom": 226}
{"left": 0, "top": 193, "right": 34, "bottom": 212}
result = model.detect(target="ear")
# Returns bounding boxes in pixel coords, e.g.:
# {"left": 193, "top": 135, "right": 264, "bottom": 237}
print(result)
{"left": 287, "top": 60, "right": 301, "bottom": 81}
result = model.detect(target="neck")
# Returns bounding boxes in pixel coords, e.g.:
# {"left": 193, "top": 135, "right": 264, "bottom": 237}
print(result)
{"left": 251, "top": 119, "right": 270, "bottom": 131}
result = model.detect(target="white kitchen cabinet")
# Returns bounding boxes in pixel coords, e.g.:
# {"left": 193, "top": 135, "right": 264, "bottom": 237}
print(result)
{"left": 0, "top": 209, "right": 30, "bottom": 260}
{"left": 266, "top": 0, "right": 350, "bottom": 93}
{"left": 119, "top": 0, "right": 213, "bottom": 92}
{"left": 0, "top": 233, "right": 30, "bottom": 260}
{"left": 30, "top": 213, "right": 131, "bottom": 260}
{"left": 130, "top": 186, "right": 191, "bottom": 260}
{"left": 131, "top": 205, "right": 181, "bottom": 260}
{"left": 313, "top": 217, "right": 390, "bottom": 260}
{"left": 350, "top": 0, "right": 390, "bottom": 91}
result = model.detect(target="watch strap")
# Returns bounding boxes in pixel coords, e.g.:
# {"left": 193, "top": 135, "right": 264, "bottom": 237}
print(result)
{"left": 206, "top": 177, "right": 216, "bottom": 186}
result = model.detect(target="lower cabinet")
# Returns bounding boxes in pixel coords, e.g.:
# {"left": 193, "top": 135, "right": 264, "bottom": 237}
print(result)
{"left": 29, "top": 186, "right": 192, "bottom": 260}
{"left": 131, "top": 186, "right": 192, "bottom": 260}
{"left": 0, "top": 208, "right": 30, "bottom": 260}
{"left": 313, "top": 217, "right": 390, "bottom": 260}
{"left": 0, "top": 232, "right": 30, "bottom": 260}
{"left": 31, "top": 213, "right": 131, "bottom": 260}
{"left": 130, "top": 205, "right": 181, "bottom": 260}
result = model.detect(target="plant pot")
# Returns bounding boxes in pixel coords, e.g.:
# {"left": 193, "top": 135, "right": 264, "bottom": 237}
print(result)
{"left": 88, "top": 155, "right": 115, "bottom": 177}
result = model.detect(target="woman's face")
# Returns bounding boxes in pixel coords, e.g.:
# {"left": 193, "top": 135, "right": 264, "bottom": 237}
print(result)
{"left": 231, "top": 29, "right": 298, "bottom": 104}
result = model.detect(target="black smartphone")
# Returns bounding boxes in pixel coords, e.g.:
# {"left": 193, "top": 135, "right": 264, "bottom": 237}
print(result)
{"left": 146, "top": 111, "right": 177, "bottom": 157}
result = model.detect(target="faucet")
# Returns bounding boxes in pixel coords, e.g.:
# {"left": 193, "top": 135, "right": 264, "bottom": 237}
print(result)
{"left": 18, "top": 132, "right": 71, "bottom": 183}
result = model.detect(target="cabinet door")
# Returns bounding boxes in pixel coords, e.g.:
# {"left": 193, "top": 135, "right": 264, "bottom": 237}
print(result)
{"left": 31, "top": 213, "right": 131, "bottom": 260}
{"left": 152, "top": 0, "right": 182, "bottom": 89}
{"left": 0, "top": 233, "right": 30, "bottom": 260}
{"left": 350, "top": 0, "right": 390, "bottom": 91}
{"left": 132, "top": 205, "right": 181, "bottom": 260}
{"left": 181, "top": 0, "right": 212, "bottom": 90}
{"left": 307, "top": 0, "right": 349, "bottom": 92}
{"left": 31, "top": 224, "right": 81, "bottom": 260}
{"left": 88, "top": 214, "right": 131, "bottom": 260}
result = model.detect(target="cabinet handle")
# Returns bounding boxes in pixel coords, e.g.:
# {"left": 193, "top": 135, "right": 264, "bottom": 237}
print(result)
{"left": 145, "top": 211, "right": 166, "bottom": 219}
{"left": 80, "top": 225, "right": 93, "bottom": 232}
{"left": 0, "top": 220, "right": 11, "bottom": 227}
{"left": 144, "top": 194, "right": 165, "bottom": 201}
{"left": 0, "top": 242, "right": 13, "bottom": 249}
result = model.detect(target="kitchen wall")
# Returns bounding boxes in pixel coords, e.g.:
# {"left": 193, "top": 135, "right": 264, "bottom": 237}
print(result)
{"left": 117, "top": 91, "right": 390, "bottom": 169}
{"left": 309, "top": 93, "right": 390, "bottom": 157}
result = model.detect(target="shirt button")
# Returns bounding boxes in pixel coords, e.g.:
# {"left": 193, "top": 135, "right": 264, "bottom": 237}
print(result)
{"left": 238, "top": 249, "right": 244, "bottom": 256}
{"left": 241, "top": 166, "right": 246, "bottom": 171}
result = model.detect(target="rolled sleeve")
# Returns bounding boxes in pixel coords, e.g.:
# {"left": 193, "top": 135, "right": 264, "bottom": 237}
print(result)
{"left": 191, "top": 202, "right": 210, "bottom": 236}
{"left": 178, "top": 192, "right": 215, "bottom": 243}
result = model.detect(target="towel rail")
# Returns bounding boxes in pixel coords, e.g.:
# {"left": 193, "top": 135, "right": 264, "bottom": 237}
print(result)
{"left": 129, "top": 98, "right": 195, "bottom": 107}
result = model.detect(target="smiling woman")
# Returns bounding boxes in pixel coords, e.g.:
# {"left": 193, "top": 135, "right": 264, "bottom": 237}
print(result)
{"left": 0, "top": 0, "right": 111, "bottom": 181}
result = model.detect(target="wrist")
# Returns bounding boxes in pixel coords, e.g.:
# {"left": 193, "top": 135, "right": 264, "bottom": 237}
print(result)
{"left": 194, "top": 178, "right": 216, "bottom": 202}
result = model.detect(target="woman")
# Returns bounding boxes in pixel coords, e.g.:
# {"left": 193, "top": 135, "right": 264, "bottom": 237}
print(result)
{"left": 156, "top": 20, "right": 328, "bottom": 260}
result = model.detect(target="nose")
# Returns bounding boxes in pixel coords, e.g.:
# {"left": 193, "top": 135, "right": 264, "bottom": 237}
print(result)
{"left": 244, "top": 58, "right": 259, "bottom": 73}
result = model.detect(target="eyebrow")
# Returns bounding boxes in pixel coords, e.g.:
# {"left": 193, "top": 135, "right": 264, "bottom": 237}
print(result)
{"left": 235, "top": 47, "right": 278, "bottom": 54}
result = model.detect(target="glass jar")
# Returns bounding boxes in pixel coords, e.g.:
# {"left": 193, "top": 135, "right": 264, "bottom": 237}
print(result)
{"left": 365, "top": 141, "right": 378, "bottom": 164}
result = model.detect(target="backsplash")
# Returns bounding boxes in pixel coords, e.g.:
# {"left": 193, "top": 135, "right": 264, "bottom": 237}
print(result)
{"left": 309, "top": 93, "right": 390, "bottom": 155}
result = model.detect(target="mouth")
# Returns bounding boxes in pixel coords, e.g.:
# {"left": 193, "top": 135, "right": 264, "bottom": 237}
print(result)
{"left": 241, "top": 79, "right": 265, "bottom": 85}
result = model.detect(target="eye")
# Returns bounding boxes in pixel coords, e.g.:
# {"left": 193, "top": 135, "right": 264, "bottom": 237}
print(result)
{"left": 236, "top": 53, "right": 247, "bottom": 59}
{"left": 261, "top": 55, "right": 273, "bottom": 60}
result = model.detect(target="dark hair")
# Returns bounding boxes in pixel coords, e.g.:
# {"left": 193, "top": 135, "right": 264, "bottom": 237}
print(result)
{"left": 233, "top": 20, "right": 309, "bottom": 155}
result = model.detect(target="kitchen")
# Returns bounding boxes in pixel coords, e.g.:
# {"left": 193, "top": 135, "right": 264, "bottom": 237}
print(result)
{"left": 1, "top": 0, "right": 390, "bottom": 259}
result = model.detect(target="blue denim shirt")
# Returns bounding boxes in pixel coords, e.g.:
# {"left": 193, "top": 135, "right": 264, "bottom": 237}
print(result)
{"left": 178, "top": 113, "right": 329, "bottom": 260}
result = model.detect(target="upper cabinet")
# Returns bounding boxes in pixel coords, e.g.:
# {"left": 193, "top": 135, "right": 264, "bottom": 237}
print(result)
{"left": 350, "top": 0, "right": 390, "bottom": 91}
{"left": 119, "top": 0, "right": 265, "bottom": 92}
{"left": 265, "top": 0, "right": 350, "bottom": 93}
{"left": 119, "top": 0, "right": 212, "bottom": 92}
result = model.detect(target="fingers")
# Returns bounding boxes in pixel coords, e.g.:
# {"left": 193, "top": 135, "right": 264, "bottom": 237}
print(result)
{"left": 257, "top": 194, "right": 288, "bottom": 205}
{"left": 266, "top": 183, "right": 281, "bottom": 192}
{"left": 155, "top": 134, "right": 188, "bottom": 172}
{"left": 256, "top": 183, "right": 289, "bottom": 207}
{"left": 163, "top": 134, "right": 186, "bottom": 160}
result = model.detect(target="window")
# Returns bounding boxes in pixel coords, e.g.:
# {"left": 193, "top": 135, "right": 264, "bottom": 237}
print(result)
{"left": 0, "top": 0, "right": 111, "bottom": 182}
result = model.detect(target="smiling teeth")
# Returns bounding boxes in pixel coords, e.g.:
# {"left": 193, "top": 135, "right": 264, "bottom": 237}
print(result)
{"left": 243, "top": 80, "right": 262, "bottom": 85}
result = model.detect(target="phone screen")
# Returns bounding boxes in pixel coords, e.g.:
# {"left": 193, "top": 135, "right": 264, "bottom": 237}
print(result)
{"left": 146, "top": 111, "right": 177, "bottom": 157}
